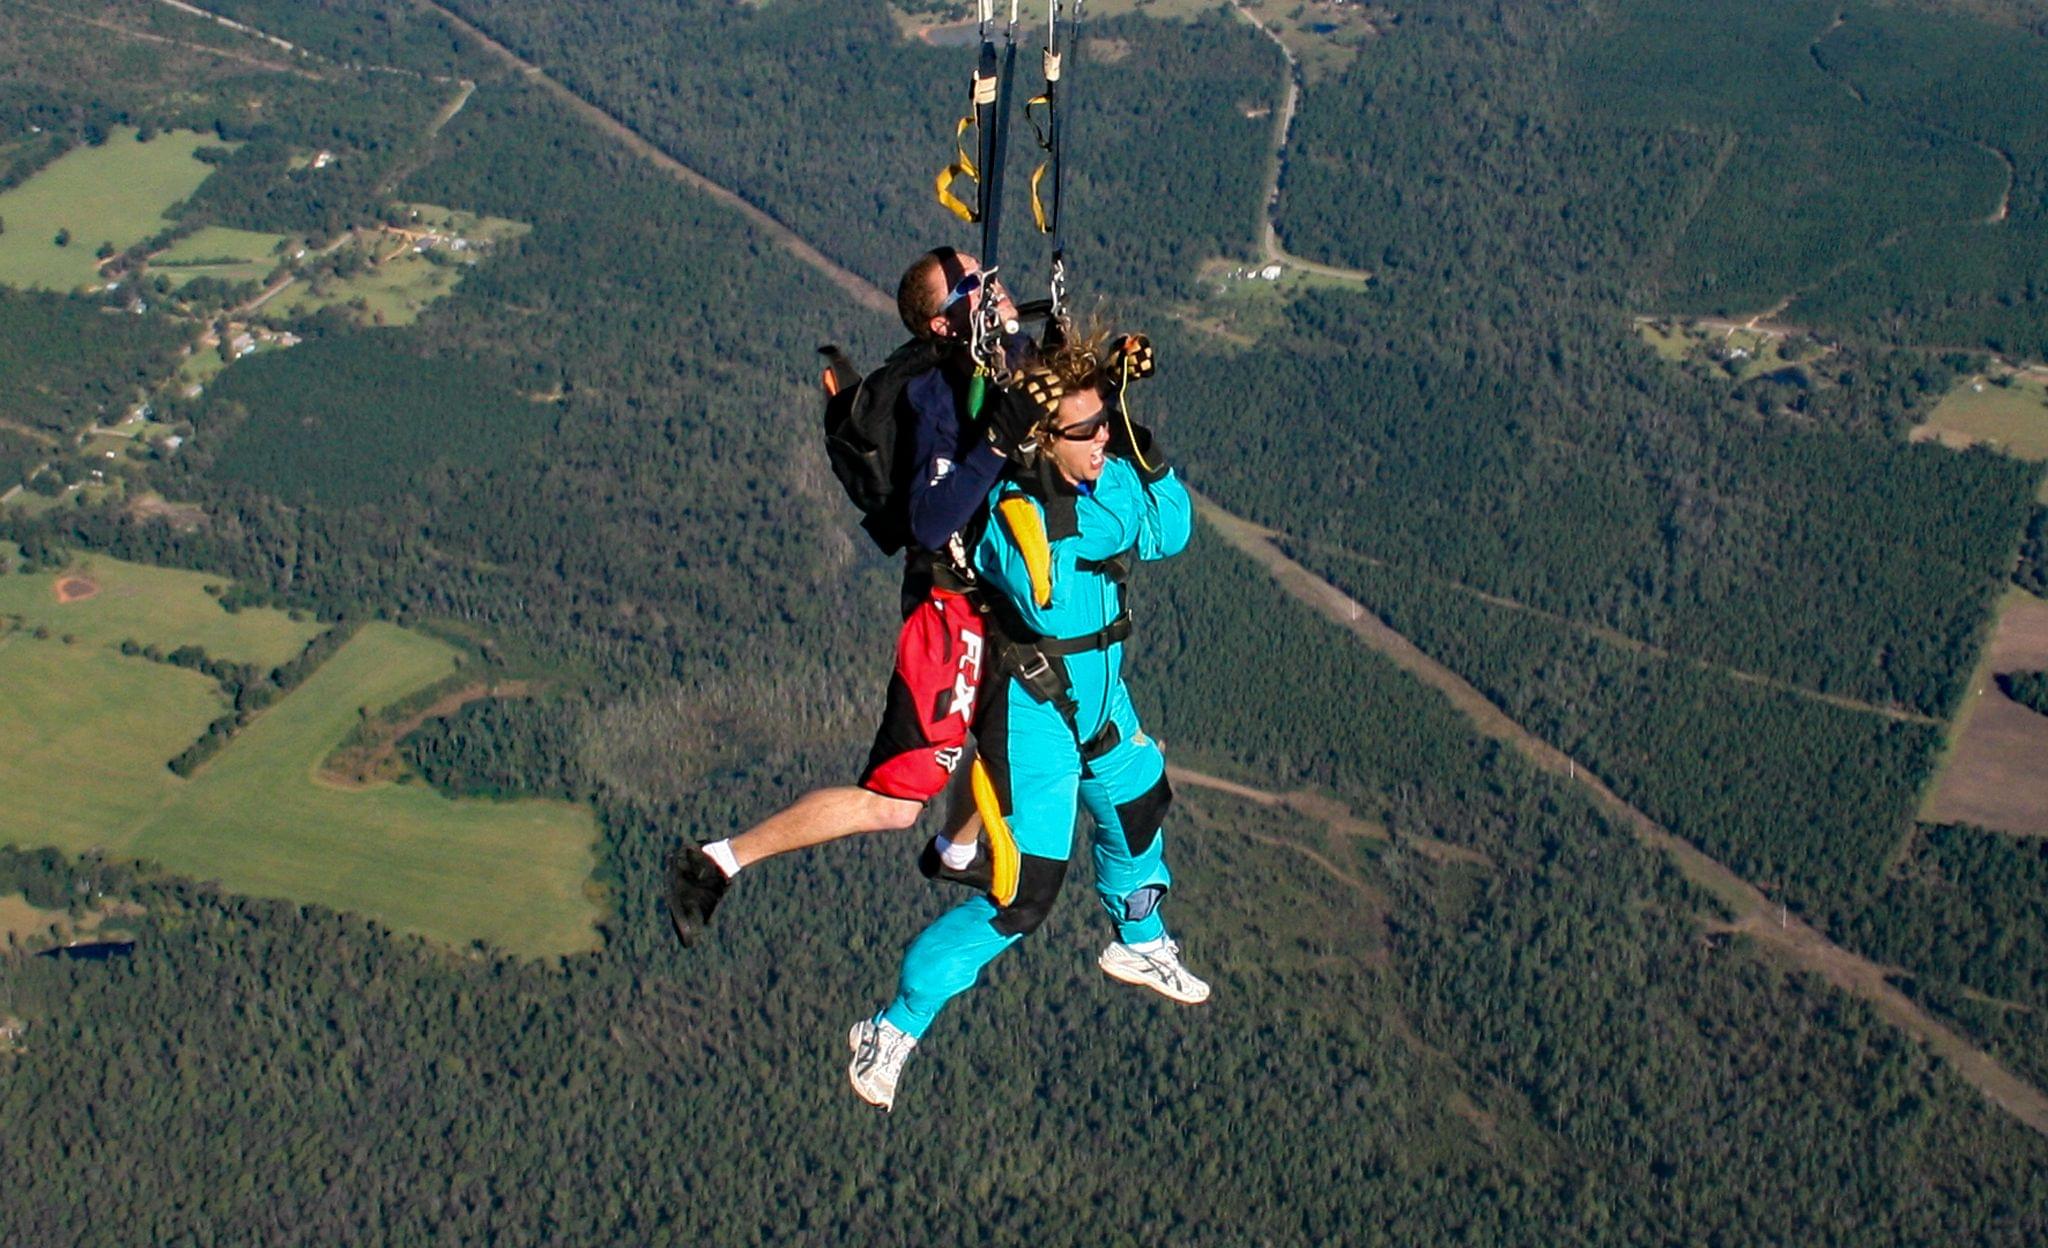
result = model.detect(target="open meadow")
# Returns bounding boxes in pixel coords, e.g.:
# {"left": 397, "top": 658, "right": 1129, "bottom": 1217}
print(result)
{"left": 128, "top": 622, "right": 602, "bottom": 958}
{"left": 152, "top": 226, "right": 295, "bottom": 289}
{"left": 1913, "top": 374, "right": 2048, "bottom": 501}
{"left": 1921, "top": 588, "right": 2048, "bottom": 836}
{"left": 0, "top": 555, "right": 602, "bottom": 956}
{"left": 0, "top": 128, "right": 228, "bottom": 291}
{"left": 263, "top": 247, "right": 459, "bottom": 325}
{"left": 0, "top": 551, "right": 324, "bottom": 667}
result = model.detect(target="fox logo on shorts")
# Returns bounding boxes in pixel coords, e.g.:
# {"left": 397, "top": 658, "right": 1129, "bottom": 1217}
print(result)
{"left": 934, "top": 746, "right": 965, "bottom": 773}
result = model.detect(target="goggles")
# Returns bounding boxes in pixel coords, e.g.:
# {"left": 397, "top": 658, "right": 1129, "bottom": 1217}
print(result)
{"left": 938, "top": 267, "right": 994, "bottom": 315}
{"left": 1049, "top": 411, "right": 1111, "bottom": 442}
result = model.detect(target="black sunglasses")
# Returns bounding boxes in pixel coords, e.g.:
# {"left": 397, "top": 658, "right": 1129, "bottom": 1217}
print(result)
{"left": 1049, "top": 412, "right": 1111, "bottom": 441}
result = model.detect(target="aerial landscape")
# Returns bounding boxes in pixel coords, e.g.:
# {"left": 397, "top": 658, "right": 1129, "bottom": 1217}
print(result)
{"left": 3, "top": 0, "right": 2047, "bottom": 1242}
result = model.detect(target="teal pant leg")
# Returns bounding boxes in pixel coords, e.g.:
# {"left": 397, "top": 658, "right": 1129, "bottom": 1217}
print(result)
{"left": 883, "top": 897, "right": 1016, "bottom": 1040}
{"left": 881, "top": 682, "right": 1079, "bottom": 1040}
{"left": 1079, "top": 694, "right": 1174, "bottom": 946}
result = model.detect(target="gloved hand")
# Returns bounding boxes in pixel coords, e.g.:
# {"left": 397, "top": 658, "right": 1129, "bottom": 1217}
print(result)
{"left": 980, "top": 380, "right": 1051, "bottom": 457}
{"left": 1106, "top": 333, "right": 1155, "bottom": 384}
{"left": 1106, "top": 405, "right": 1169, "bottom": 483}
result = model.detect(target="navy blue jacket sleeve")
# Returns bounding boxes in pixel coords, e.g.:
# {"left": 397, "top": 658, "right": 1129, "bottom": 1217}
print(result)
{"left": 904, "top": 367, "right": 1007, "bottom": 552}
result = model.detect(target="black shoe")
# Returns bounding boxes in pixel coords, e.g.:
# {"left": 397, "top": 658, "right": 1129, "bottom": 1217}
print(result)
{"left": 918, "top": 836, "right": 993, "bottom": 892}
{"left": 667, "top": 846, "right": 729, "bottom": 947}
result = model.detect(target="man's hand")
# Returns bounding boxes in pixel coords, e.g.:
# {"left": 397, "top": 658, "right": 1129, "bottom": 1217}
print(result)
{"left": 980, "top": 383, "right": 1048, "bottom": 457}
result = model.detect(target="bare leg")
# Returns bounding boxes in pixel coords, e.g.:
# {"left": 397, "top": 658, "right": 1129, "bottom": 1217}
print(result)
{"left": 726, "top": 786, "right": 924, "bottom": 869}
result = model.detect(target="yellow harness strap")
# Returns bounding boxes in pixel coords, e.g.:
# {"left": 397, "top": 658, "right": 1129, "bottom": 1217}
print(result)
{"left": 997, "top": 496, "right": 1054, "bottom": 608}
{"left": 970, "top": 758, "right": 1021, "bottom": 906}
{"left": 936, "top": 115, "right": 981, "bottom": 224}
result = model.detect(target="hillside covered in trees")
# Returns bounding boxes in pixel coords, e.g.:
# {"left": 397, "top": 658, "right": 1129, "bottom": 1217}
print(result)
{"left": 5, "top": 0, "right": 2048, "bottom": 1242}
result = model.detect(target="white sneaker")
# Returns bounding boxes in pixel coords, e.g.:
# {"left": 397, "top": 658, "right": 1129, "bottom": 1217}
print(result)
{"left": 847, "top": 1016, "right": 917, "bottom": 1111}
{"left": 1099, "top": 940, "right": 1211, "bottom": 1004}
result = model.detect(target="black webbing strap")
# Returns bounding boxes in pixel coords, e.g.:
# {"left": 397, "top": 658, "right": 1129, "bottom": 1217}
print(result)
{"left": 1074, "top": 550, "right": 1132, "bottom": 582}
{"left": 1034, "top": 607, "right": 1131, "bottom": 656}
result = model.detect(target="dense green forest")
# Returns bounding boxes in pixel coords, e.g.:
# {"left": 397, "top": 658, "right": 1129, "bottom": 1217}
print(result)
{"left": 437, "top": 0, "right": 1280, "bottom": 301}
{"left": 1275, "top": 0, "right": 2048, "bottom": 355}
{"left": 1997, "top": 668, "right": 2048, "bottom": 716}
{"left": 0, "top": 289, "right": 185, "bottom": 440}
{"left": 6, "top": 0, "right": 2048, "bottom": 1240}
{"left": 9, "top": 546, "right": 2048, "bottom": 1242}
{"left": 195, "top": 333, "right": 549, "bottom": 506}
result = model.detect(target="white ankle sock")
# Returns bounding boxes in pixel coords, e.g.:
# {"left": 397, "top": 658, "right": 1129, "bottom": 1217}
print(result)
{"left": 703, "top": 839, "right": 741, "bottom": 878}
{"left": 1127, "top": 935, "right": 1170, "bottom": 955}
{"left": 938, "top": 834, "right": 977, "bottom": 871}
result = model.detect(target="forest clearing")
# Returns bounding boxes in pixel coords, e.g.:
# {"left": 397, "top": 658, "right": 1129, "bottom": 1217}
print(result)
{"left": 0, "top": 552, "right": 323, "bottom": 666}
{"left": 151, "top": 225, "right": 295, "bottom": 289}
{"left": 0, "top": 556, "right": 601, "bottom": 956}
{"left": 1912, "top": 373, "right": 2048, "bottom": 500}
{"left": 0, "top": 127, "right": 226, "bottom": 290}
{"left": 1921, "top": 588, "right": 2048, "bottom": 836}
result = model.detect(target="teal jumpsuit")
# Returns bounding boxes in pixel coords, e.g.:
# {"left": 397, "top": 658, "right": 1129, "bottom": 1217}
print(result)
{"left": 879, "top": 454, "right": 1193, "bottom": 1041}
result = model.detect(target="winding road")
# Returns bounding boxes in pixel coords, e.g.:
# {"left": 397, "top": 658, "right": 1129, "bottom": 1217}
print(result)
{"left": 1226, "top": 0, "right": 1375, "bottom": 285}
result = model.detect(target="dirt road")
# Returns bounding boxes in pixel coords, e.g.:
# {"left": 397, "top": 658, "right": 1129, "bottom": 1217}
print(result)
{"left": 1194, "top": 491, "right": 2048, "bottom": 1138}
{"left": 1226, "top": 0, "right": 1374, "bottom": 285}
{"left": 418, "top": 0, "right": 893, "bottom": 318}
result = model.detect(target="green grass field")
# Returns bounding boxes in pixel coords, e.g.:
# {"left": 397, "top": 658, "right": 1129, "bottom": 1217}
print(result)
{"left": 392, "top": 202, "right": 531, "bottom": 245}
{"left": 130, "top": 623, "right": 600, "bottom": 957}
{"left": 0, "top": 632, "right": 227, "bottom": 848}
{"left": 0, "top": 614, "right": 601, "bottom": 956}
{"left": 1913, "top": 374, "right": 2048, "bottom": 501}
{"left": 264, "top": 249, "right": 460, "bottom": 326}
{"left": 0, "top": 128, "right": 229, "bottom": 291}
{"left": 152, "top": 226, "right": 295, "bottom": 289}
{"left": 0, "top": 551, "right": 323, "bottom": 667}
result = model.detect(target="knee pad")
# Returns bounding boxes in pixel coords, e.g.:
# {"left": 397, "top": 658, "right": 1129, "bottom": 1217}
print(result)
{"left": 991, "top": 854, "right": 1067, "bottom": 936}
{"left": 1123, "top": 884, "right": 1166, "bottom": 923}
{"left": 1114, "top": 773, "right": 1173, "bottom": 857}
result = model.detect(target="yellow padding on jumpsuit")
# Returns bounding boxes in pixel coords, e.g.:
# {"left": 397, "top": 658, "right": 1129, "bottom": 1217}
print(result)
{"left": 969, "top": 757, "right": 1021, "bottom": 906}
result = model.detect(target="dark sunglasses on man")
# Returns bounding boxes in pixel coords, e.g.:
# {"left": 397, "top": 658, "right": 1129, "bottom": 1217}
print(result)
{"left": 938, "top": 267, "right": 990, "bottom": 315}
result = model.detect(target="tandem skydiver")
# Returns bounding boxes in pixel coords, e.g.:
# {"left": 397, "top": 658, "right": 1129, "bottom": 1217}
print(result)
{"left": 664, "top": 247, "right": 1039, "bottom": 942}
{"left": 847, "top": 336, "right": 1208, "bottom": 1112}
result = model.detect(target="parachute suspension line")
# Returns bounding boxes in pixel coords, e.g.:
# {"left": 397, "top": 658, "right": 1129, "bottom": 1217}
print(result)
{"left": 1029, "top": 0, "right": 1082, "bottom": 329}
{"left": 971, "top": 0, "right": 1023, "bottom": 381}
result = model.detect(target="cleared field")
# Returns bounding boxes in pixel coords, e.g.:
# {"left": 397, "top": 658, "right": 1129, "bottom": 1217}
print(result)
{"left": 1921, "top": 589, "right": 2048, "bottom": 836}
{"left": 0, "top": 892, "right": 63, "bottom": 946}
{"left": 152, "top": 226, "right": 294, "bottom": 288}
{"left": 0, "top": 635, "right": 226, "bottom": 849}
{"left": 129, "top": 623, "right": 601, "bottom": 957}
{"left": 392, "top": 202, "right": 531, "bottom": 244}
{"left": 1912, "top": 374, "right": 2048, "bottom": 501}
{"left": 0, "top": 129, "right": 228, "bottom": 291}
{"left": 0, "top": 551, "right": 323, "bottom": 667}
{"left": 0, "top": 620, "right": 600, "bottom": 956}
{"left": 262, "top": 249, "right": 460, "bottom": 326}
{"left": 1633, "top": 319, "right": 1809, "bottom": 382}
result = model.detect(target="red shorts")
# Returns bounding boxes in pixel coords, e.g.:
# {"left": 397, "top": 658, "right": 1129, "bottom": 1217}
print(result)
{"left": 858, "top": 588, "right": 986, "bottom": 802}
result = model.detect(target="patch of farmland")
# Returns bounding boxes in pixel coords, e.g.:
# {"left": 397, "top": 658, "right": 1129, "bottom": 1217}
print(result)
{"left": 0, "top": 550, "right": 323, "bottom": 668}
{"left": 0, "top": 612, "right": 601, "bottom": 957}
{"left": 1912, "top": 373, "right": 2048, "bottom": 502}
{"left": 1921, "top": 589, "right": 2048, "bottom": 836}
{"left": 0, "top": 128, "right": 231, "bottom": 291}
{"left": 151, "top": 226, "right": 296, "bottom": 288}
{"left": 128, "top": 622, "right": 601, "bottom": 957}
{"left": 0, "top": 635, "right": 226, "bottom": 850}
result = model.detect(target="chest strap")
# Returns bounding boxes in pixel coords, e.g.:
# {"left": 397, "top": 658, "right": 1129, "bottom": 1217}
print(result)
{"left": 1033, "top": 607, "right": 1132, "bottom": 656}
